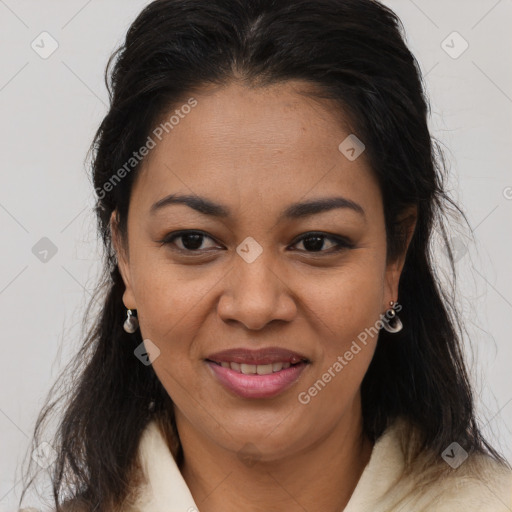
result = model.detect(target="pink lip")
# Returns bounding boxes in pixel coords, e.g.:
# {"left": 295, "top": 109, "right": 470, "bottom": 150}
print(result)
{"left": 206, "top": 360, "right": 309, "bottom": 399}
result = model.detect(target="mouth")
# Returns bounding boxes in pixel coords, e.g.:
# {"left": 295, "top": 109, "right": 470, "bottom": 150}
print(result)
{"left": 204, "top": 347, "right": 311, "bottom": 399}
{"left": 205, "top": 359, "right": 307, "bottom": 375}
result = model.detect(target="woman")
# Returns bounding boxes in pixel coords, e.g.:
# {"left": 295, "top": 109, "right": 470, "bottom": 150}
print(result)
{"left": 19, "top": 0, "right": 512, "bottom": 511}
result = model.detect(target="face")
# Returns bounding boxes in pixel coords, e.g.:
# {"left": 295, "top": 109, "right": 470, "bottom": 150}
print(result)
{"left": 112, "top": 80, "right": 410, "bottom": 461}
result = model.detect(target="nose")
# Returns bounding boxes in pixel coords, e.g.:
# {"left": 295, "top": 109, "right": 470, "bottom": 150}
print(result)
{"left": 217, "top": 255, "right": 297, "bottom": 330}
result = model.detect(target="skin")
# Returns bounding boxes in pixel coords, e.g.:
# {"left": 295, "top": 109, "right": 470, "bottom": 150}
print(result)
{"left": 112, "top": 80, "right": 416, "bottom": 512}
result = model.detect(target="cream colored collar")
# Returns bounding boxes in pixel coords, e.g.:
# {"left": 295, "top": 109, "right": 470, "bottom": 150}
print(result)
{"left": 131, "top": 419, "right": 405, "bottom": 512}
{"left": 131, "top": 417, "right": 512, "bottom": 512}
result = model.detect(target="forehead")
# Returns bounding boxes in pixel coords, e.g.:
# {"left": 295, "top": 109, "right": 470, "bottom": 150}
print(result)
{"left": 131, "top": 80, "right": 380, "bottom": 219}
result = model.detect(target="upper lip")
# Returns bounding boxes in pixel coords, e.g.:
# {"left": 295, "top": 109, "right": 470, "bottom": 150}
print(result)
{"left": 206, "top": 347, "right": 310, "bottom": 365}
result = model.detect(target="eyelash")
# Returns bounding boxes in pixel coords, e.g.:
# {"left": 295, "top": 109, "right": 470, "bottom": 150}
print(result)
{"left": 157, "top": 230, "right": 354, "bottom": 255}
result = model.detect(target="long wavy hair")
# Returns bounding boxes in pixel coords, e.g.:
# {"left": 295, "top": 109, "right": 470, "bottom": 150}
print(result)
{"left": 19, "top": 0, "right": 509, "bottom": 510}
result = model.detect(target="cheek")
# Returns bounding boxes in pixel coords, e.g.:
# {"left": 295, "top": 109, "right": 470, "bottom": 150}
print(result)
{"left": 129, "top": 252, "right": 215, "bottom": 339}
{"left": 295, "top": 276, "right": 382, "bottom": 426}
{"left": 131, "top": 263, "right": 223, "bottom": 403}
{"left": 303, "top": 254, "right": 387, "bottom": 337}
{"left": 296, "top": 252, "right": 386, "bottom": 398}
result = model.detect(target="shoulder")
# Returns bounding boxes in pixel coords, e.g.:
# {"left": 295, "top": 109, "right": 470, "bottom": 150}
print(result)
{"left": 46, "top": 496, "right": 142, "bottom": 512}
{"left": 23, "top": 500, "right": 139, "bottom": 512}
{"left": 433, "top": 453, "right": 512, "bottom": 511}
{"left": 17, "top": 502, "right": 88, "bottom": 512}
{"left": 378, "top": 418, "right": 512, "bottom": 511}
{"left": 19, "top": 498, "right": 96, "bottom": 512}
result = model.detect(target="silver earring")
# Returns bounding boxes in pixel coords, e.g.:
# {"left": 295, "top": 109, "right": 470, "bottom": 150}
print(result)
{"left": 381, "top": 301, "right": 403, "bottom": 333}
{"left": 123, "top": 309, "right": 139, "bottom": 333}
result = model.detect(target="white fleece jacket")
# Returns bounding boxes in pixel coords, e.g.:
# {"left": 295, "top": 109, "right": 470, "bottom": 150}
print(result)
{"left": 123, "top": 418, "right": 512, "bottom": 512}
{"left": 25, "top": 418, "right": 512, "bottom": 511}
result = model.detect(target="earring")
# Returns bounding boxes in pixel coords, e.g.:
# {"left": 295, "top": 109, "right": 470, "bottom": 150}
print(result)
{"left": 123, "top": 309, "right": 139, "bottom": 333}
{"left": 381, "top": 301, "right": 403, "bottom": 333}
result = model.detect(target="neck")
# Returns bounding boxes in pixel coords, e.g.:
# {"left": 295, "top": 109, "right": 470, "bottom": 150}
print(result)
{"left": 176, "top": 399, "right": 373, "bottom": 512}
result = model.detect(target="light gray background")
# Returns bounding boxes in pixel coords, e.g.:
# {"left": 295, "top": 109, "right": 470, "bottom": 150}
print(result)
{"left": 1, "top": 1, "right": 511, "bottom": 510}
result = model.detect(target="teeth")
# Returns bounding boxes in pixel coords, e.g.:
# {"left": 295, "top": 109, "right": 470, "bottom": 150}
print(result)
{"left": 256, "top": 364, "right": 273, "bottom": 375}
{"left": 240, "top": 364, "right": 257, "bottom": 374}
{"left": 272, "top": 362, "right": 283, "bottom": 372}
{"left": 216, "top": 361, "right": 300, "bottom": 374}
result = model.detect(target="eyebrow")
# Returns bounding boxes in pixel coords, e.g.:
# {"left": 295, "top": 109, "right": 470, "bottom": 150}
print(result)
{"left": 150, "top": 193, "right": 366, "bottom": 221}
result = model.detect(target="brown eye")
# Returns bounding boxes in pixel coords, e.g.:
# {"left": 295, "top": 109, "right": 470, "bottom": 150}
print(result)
{"left": 291, "top": 232, "right": 354, "bottom": 253}
{"left": 159, "top": 230, "right": 219, "bottom": 252}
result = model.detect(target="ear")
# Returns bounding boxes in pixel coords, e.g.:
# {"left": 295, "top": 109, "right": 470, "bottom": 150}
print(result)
{"left": 384, "top": 205, "right": 417, "bottom": 307}
{"left": 110, "top": 210, "right": 137, "bottom": 310}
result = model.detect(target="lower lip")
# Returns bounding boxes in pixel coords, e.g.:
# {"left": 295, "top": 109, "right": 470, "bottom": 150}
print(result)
{"left": 206, "top": 361, "right": 308, "bottom": 399}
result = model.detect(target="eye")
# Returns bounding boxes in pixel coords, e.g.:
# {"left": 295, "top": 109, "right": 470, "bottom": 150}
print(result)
{"left": 290, "top": 232, "right": 354, "bottom": 253}
{"left": 158, "top": 230, "right": 220, "bottom": 252}
{"left": 158, "top": 230, "right": 354, "bottom": 255}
